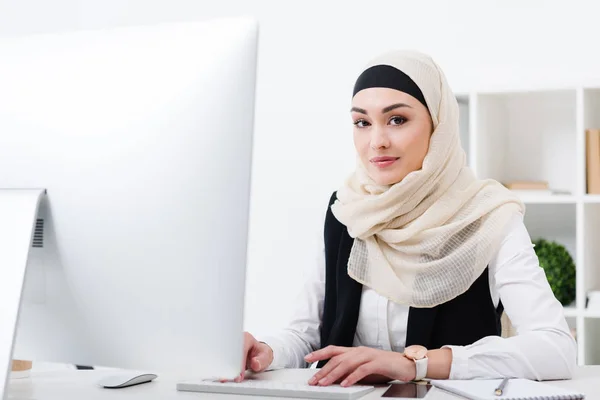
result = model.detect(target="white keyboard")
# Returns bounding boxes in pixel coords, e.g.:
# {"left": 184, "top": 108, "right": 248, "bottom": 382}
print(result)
{"left": 176, "top": 379, "right": 375, "bottom": 399}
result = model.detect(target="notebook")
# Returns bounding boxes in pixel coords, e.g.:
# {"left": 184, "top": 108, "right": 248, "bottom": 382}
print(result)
{"left": 430, "top": 378, "right": 584, "bottom": 400}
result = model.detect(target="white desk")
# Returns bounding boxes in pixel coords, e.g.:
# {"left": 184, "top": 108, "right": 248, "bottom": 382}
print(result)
{"left": 7, "top": 367, "right": 600, "bottom": 400}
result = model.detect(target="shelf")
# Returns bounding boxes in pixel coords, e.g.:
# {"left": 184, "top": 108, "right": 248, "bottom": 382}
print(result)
{"left": 561, "top": 307, "right": 600, "bottom": 318}
{"left": 564, "top": 307, "right": 579, "bottom": 317}
{"left": 473, "top": 89, "right": 577, "bottom": 195}
{"left": 583, "top": 309, "right": 600, "bottom": 318}
{"left": 464, "top": 85, "right": 600, "bottom": 365}
{"left": 583, "top": 195, "right": 600, "bottom": 203}
{"left": 508, "top": 194, "right": 600, "bottom": 203}
{"left": 516, "top": 194, "right": 577, "bottom": 204}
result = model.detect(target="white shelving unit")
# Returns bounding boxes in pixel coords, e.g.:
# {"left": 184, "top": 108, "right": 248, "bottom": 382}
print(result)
{"left": 456, "top": 86, "right": 600, "bottom": 366}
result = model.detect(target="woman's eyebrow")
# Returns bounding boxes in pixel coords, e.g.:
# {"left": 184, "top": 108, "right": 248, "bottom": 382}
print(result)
{"left": 381, "top": 103, "right": 412, "bottom": 113}
{"left": 350, "top": 106, "right": 368, "bottom": 115}
{"left": 350, "top": 103, "right": 412, "bottom": 115}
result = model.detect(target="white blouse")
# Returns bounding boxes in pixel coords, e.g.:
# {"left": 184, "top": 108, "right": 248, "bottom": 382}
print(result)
{"left": 261, "top": 212, "right": 577, "bottom": 380}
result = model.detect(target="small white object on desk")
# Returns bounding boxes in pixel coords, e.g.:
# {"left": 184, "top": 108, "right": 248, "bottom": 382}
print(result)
{"left": 97, "top": 373, "right": 157, "bottom": 389}
{"left": 176, "top": 379, "right": 375, "bottom": 400}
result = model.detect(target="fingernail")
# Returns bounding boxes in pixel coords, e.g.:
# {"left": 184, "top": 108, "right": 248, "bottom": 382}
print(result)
{"left": 319, "top": 378, "right": 328, "bottom": 385}
{"left": 308, "top": 377, "right": 316, "bottom": 385}
{"left": 254, "top": 358, "right": 262, "bottom": 370}
{"left": 305, "top": 353, "right": 313, "bottom": 360}
{"left": 341, "top": 380, "right": 348, "bottom": 387}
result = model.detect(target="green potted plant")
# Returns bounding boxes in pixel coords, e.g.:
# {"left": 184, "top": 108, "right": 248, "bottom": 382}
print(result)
{"left": 533, "top": 239, "right": 576, "bottom": 306}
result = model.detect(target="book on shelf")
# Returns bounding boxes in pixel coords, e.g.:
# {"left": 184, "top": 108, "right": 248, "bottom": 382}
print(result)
{"left": 504, "top": 181, "right": 549, "bottom": 190}
{"left": 586, "top": 129, "right": 600, "bottom": 194}
{"left": 502, "top": 181, "right": 555, "bottom": 197}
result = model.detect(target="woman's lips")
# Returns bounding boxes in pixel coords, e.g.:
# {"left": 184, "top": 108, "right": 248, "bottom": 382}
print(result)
{"left": 370, "top": 156, "right": 399, "bottom": 168}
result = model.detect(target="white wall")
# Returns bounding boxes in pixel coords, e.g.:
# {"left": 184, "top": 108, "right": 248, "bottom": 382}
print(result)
{"left": 3, "top": 0, "right": 600, "bottom": 340}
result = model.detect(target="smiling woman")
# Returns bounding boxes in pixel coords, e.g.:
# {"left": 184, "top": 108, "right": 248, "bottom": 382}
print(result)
{"left": 235, "top": 50, "right": 577, "bottom": 388}
{"left": 350, "top": 64, "right": 433, "bottom": 187}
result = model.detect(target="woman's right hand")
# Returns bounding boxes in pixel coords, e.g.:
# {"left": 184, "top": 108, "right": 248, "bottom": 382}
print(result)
{"left": 234, "top": 332, "right": 274, "bottom": 382}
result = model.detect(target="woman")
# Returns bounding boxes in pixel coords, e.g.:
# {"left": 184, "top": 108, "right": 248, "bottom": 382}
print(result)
{"left": 239, "top": 50, "right": 577, "bottom": 387}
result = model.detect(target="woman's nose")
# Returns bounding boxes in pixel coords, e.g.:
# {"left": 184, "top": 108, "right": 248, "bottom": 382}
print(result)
{"left": 370, "top": 127, "right": 390, "bottom": 150}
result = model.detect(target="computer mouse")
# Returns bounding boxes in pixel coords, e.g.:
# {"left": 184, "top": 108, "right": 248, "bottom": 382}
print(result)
{"left": 98, "top": 372, "right": 158, "bottom": 389}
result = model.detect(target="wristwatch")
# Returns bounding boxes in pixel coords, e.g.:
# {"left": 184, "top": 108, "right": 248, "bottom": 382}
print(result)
{"left": 403, "top": 345, "right": 428, "bottom": 381}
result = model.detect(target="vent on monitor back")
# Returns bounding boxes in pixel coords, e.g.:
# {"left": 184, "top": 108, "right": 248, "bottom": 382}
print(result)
{"left": 32, "top": 219, "right": 44, "bottom": 248}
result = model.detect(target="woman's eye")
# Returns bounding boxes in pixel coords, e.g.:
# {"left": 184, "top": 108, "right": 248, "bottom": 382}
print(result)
{"left": 353, "top": 119, "right": 370, "bottom": 128}
{"left": 389, "top": 116, "right": 407, "bottom": 126}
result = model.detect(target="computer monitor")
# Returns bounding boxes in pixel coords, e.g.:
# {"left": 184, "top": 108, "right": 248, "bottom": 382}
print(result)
{"left": 0, "top": 16, "right": 258, "bottom": 393}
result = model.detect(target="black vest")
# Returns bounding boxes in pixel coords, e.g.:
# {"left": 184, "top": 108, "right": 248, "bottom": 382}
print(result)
{"left": 318, "top": 192, "right": 503, "bottom": 367}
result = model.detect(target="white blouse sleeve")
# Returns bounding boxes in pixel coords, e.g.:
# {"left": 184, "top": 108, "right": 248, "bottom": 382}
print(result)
{"left": 442, "top": 212, "right": 577, "bottom": 380}
{"left": 259, "top": 247, "right": 326, "bottom": 370}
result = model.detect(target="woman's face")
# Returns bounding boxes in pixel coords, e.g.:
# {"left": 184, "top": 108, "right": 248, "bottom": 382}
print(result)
{"left": 351, "top": 87, "right": 432, "bottom": 186}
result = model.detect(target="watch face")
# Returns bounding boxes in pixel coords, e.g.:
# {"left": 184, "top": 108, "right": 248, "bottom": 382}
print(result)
{"left": 404, "top": 345, "right": 428, "bottom": 360}
{"left": 382, "top": 383, "right": 431, "bottom": 398}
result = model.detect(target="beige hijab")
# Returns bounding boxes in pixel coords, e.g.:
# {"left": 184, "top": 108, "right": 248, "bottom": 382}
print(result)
{"left": 331, "top": 50, "right": 525, "bottom": 308}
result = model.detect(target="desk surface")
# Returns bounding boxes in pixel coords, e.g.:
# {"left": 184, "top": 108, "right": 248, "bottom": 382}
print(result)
{"left": 6, "top": 366, "right": 600, "bottom": 400}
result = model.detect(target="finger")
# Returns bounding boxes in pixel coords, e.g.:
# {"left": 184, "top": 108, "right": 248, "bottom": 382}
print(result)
{"left": 316, "top": 352, "right": 370, "bottom": 387}
{"left": 236, "top": 334, "right": 254, "bottom": 382}
{"left": 308, "top": 354, "right": 345, "bottom": 385}
{"left": 316, "top": 360, "right": 355, "bottom": 386}
{"left": 250, "top": 356, "right": 270, "bottom": 372}
{"left": 309, "top": 350, "right": 368, "bottom": 385}
{"left": 340, "top": 362, "right": 378, "bottom": 387}
{"left": 305, "top": 345, "right": 348, "bottom": 363}
{"left": 233, "top": 371, "right": 244, "bottom": 383}
{"left": 248, "top": 344, "right": 271, "bottom": 373}
{"left": 249, "top": 357, "right": 263, "bottom": 372}
{"left": 219, "top": 375, "right": 238, "bottom": 383}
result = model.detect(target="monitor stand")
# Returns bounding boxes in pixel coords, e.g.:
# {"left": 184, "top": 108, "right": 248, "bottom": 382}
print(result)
{"left": 0, "top": 189, "right": 46, "bottom": 400}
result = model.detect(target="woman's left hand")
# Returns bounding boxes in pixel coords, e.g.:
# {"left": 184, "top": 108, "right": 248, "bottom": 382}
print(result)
{"left": 304, "top": 346, "right": 416, "bottom": 387}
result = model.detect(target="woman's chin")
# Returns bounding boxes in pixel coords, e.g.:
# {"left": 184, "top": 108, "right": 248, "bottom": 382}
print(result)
{"left": 370, "top": 171, "right": 405, "bottom": 186}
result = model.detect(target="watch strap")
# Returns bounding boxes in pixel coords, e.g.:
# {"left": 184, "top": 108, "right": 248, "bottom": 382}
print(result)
{"left": 414, "top": 356, "right": 428, "bottom": 381}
